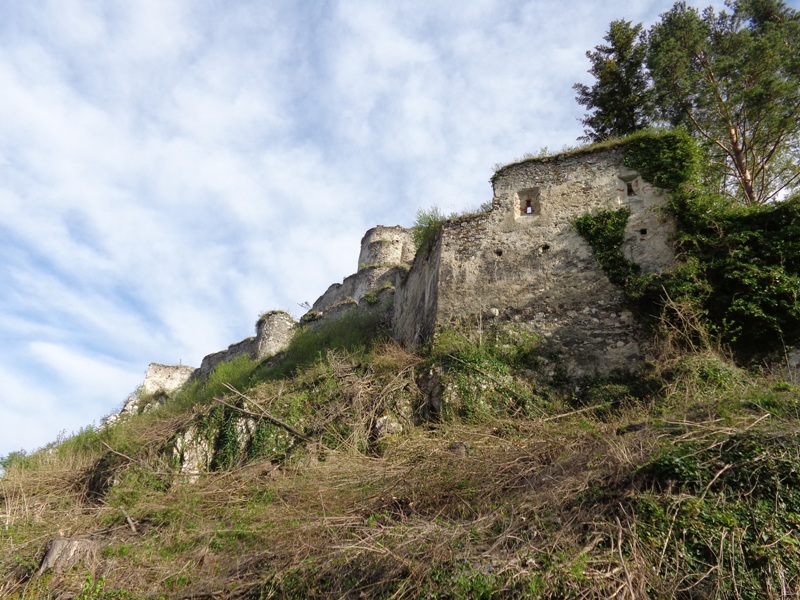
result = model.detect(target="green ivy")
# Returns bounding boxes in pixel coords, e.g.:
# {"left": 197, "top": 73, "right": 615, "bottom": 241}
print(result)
{"left": 622, "top": 128, "right": 700, "bottom": 190}
{"left": 574, "top": 207, "right": 641, "bottom": 288}
{"left": 635, "top": 431, "right": 800, "bottom": 597}
{"left": 578, "top": 131, "right": 800, "bottom": 358}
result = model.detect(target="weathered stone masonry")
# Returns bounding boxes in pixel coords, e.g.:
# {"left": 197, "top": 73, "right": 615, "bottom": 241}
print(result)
{"left": 392, "top": 146, "right": 675, "bottom": 377}
{"left": 123, "top": 144, "right": 677, "bottom": 409}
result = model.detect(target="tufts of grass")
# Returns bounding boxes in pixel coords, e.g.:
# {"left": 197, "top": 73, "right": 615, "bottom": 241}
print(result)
{"left": 3, "top": 306, "right": 800, "bottom": 598}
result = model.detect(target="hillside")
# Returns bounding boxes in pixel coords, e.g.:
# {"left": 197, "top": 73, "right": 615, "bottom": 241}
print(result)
{"left": 2, "top": 134, "right": 800, "bottom": 599}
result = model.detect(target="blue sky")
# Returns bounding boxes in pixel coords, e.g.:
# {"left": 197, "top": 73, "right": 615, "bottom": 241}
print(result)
{"left": 0, "top": 0, "right": 751, "bottom": 458}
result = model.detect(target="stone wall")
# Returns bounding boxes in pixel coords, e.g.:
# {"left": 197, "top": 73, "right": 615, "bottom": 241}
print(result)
{"left": 391, "top": 235, "right": 442, "bottom": 347}
{"left": 255, "top": 310, "right": 297, "bottom": 358}
{"left": 357, "top": 225, "right": 416, "bottom": 269}
{"left": 393, "top": 145, "right": 676, "bottom": 377}
{"left": 142, "top": 363, "right": 197, "bottom": 396}
{"left": 198, "top": 311, "right": 296, "bottom": 378}
{"left": 312, "top": 226, "right": 414, "bottom": 315}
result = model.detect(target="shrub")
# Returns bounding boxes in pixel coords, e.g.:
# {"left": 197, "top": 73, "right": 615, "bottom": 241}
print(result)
{"left": 412, "top": 206, "right": 448, "bottom": 254}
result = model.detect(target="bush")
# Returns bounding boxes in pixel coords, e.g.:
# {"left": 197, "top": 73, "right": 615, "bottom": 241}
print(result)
{"left": 412, "top": 206, "right": 448, "bottom": 254}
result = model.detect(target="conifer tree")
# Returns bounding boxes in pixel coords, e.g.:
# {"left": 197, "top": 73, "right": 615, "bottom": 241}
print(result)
{"left": 646, "top": 0, "right": 800, "bottom": 204}
{"left": 573, "top": 20, "right": 653, "bottom": 142}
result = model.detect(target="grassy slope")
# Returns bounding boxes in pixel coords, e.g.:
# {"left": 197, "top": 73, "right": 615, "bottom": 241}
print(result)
{"left": 3, "top": 131, "right": 800, "bottom": 598}
{"left": 2, "top": 317, "right": 799, "bottom": 599}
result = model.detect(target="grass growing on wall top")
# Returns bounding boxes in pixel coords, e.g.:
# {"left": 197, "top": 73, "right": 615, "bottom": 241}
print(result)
{"left": 411, "top": 205, "right": 449, "bottom": 255}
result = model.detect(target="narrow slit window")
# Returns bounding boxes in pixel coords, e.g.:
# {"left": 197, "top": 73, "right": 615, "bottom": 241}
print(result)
{"left": 626, "top": 182, "right": 635, "bottom": 196}
{"left": 518, "top": 188, "right": 541, "bottom": 216}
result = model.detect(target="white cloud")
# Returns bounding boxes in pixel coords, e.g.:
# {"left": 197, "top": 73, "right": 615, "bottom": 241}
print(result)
{"left": 0, "top": 0, "right": 732, "bottom": 458}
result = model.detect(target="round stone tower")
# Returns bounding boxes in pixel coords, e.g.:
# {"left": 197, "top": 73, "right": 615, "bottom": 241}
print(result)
{"left": 255, "top": 310, "right": 296, "bottom": 359}
{"left": 357, "top": 226, "right": 416, "bottom": 271}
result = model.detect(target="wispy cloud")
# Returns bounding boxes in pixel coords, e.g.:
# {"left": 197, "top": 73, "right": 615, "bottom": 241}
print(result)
{"left": 0, "top": 0, "right": 729, "bottom": 457}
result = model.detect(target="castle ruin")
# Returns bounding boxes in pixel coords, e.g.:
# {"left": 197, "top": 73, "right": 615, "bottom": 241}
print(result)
{"left": 132, "top": 143, "right": 677, "bottom": 405}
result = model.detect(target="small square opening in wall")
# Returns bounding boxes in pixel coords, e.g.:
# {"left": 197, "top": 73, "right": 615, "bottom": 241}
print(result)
{"left": 639, "top": 228, "right": 648, "bottom": 236}
{"left": 518, "top": 187, "right": 541, "bottom": 216}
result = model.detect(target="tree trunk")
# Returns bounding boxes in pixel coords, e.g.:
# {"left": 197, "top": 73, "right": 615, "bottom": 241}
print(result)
{"left": 728, "top": 126, "right": 757, "bottom": 204}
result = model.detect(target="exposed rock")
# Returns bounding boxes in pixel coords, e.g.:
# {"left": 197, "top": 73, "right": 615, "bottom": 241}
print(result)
{"left": 172, "top": 425, "right": 214, "bottom": 484}
{"left": 372, "top": 414, "right": 403, "bottom": 439}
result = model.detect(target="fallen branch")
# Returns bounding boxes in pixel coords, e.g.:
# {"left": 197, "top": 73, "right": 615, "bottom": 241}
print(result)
{"left": 542, "top": 403, "right": 609, "bottom": 422}
{"left": 118, "top": 506, "right": 137, "bottom": 533}
{"left": 216, "top": 384, "right": 316, "bottom": 445}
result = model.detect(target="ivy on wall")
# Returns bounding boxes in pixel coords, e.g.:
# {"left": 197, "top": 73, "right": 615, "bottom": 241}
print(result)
{"left": 622, "top": 128, "right": 700, "bottom": 191}
{"left": 577, "top": 130, "right": 800, "bottom": 359}
{"left": 573, "top": 207, "right": 640, "bottom": 288}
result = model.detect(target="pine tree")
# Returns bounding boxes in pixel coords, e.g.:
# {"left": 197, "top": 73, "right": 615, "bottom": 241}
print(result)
{"left": 573, "top": 20, "right": 653, "bottom": 142}
{"left": 646, "top": 0, "right": 800, "bottom": 204}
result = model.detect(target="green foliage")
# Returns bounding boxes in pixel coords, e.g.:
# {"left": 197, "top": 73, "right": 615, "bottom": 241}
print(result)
{"left": 579, "top": 1, "right": 800, "bottom": 203}
{"left": 574, "top": 207, "right": 640, "bottom": 287}
{"left": 412, "top": 206, "right": 448, "bottom": 254}
{"left": 636, "top": 430, "right": 800, "bottom": 596}
{"left": 257, "top": 309, "right": 386, "bottom": 380}
{"left": 76, "top": 575, "right": 107, "bottom": 600}
{"left": 646, "top": 0, "right": 800, "bottom": 204}
{"left": 643, "top": 191, "right": 800, "bottom": 355}
{"left": 577, "top": 130, "right": 800, "bottom": 358}
{"left": 574, "top": 19, "right": 653, "bottom": 142}
{"left": 429, "top": 326, "right": 556, "bottom": 422}
{"left": 0, "top": 449, "right": 27, "bottom": 471}
{"left": 172, "top": 354, "right": 259, "bottom": 411}
{"left": 245, "top": 392, "right": 307, "bottom": 462}
{"left": 426, "top": 560, "right": 500, "bottom": 599}
{"left": 362, "top": 290, "right": 379, "bottom": 305}
{"left": 622, "top": 128, "right": 700, "bottom": 190}
{"left": 207, "top": 403, "right": 243, "bottom": 471}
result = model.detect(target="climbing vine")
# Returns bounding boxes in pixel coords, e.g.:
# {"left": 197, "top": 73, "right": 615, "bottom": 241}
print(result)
{"left": 577, "top": 130, "right": 800, "bottom": 358}
{"left": 622, "top": 128, "right": 699, "bottom": 191}
{"left": 574, "top": 207, "right": 640, "bottom": 288}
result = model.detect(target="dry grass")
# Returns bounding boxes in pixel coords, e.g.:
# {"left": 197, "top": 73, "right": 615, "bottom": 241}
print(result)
{"left": 1, "top": 412, "right": 662, "bottom": 598}
{"left": 2, "top": 335, "right": 799, "bottom": 598}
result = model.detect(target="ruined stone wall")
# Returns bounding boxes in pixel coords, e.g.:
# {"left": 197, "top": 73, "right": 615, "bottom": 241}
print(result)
{"left": 142, "top": 363, "right": 197, "bottom": 396}
{"left": 391, "top": 236, "right": 442, "bottom": 348}
{"left": 197, "top": 311, "right": 296, "bottom": 378}
{"left": 357, "top": 226, "right": 416, "bottom": 269}
{"left": 403, "top": 146, "right": 675, "bottom": 377}
{"left": 311, "top": 226, "right": 414, "bottom": 315}
{"left": 255, "top": 310, "right": 297, "bottom": 359}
